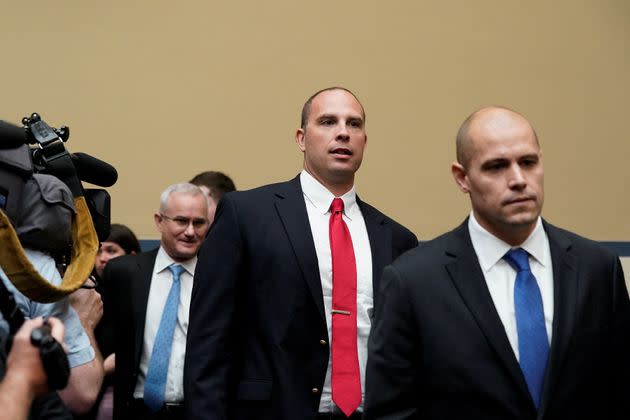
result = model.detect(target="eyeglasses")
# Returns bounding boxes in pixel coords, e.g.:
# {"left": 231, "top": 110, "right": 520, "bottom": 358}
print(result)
{"left": 160, "top": 213, "right": 209, "bottom": 230}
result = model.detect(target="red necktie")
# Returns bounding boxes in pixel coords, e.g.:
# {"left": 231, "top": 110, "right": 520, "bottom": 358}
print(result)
{"left": 329, "top": 197, "right": 361, "bottom": 416}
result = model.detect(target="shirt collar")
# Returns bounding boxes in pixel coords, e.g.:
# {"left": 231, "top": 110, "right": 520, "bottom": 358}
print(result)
{"left": 299, "top": 170, "right": 359, "bottom": 220}
{"left": 468, "top": 212, "right": 548, "bottom": 272}
{"left": 155, "top": 246, "right": 197, "bottom": 276}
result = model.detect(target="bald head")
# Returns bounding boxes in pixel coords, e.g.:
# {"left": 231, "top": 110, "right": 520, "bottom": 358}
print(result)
{"left": 456, "top": 106, "right": 539, "bottom": 168}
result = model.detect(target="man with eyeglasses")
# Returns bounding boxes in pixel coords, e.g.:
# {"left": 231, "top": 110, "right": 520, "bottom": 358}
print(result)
{"left": 100, "top": 183, "right": 209, "bottom": 420}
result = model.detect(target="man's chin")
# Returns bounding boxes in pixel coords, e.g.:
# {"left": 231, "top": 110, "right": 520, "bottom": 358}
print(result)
{"left": 173, "top": 247, "right": 199, "bottom": 261}
{"left": 505, "top": 212, "right": 539, "bottom": 229}
{"left": 327, "top": 166, "right": 360, "bottom": 182}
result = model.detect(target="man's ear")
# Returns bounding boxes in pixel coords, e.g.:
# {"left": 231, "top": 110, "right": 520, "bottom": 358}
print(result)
{"left": 451, "top": 162, "right": 470, "bottom": 193}
{"left": 154, "top": 213, "right": 163, "bottom": 232}
{"left": 295, "top": 128, "right": 306, "bottom": 152}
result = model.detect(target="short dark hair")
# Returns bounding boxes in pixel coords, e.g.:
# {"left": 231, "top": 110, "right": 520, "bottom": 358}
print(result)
{"left": 300, "top": 87, "right": 365, "bottom": 129}
{"left": 106, "top": 223, "right": 141, "bottom": 255}
{"left": 189, "top": 171, "right": 236, "bottom": 200}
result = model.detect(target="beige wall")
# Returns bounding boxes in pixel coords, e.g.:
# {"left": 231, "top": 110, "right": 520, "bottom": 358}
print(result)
{"left": 2, "top": 1, "right": 629, "bottom": 240}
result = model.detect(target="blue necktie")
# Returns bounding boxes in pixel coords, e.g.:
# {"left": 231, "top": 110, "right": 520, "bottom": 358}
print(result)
{"left": 144, "top": 263, "right": 184, "bottom": 412}
{"left": 503, "top": 248, "right": 549, "bottom": 409}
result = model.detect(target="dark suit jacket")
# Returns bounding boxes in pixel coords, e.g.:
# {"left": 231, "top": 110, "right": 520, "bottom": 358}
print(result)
{"left": 100, "top": 249, "right": 159, "bottom": 420}
{"left": 184, "top": 176, "right": 418, "bottom": 420}
{"left": 364, "top": 220, "right": 630, "bottom": 420}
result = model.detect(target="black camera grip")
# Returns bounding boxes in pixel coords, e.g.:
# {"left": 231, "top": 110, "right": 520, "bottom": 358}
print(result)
{"left": 30, "top": 322, "right": 70, "bottom": 390}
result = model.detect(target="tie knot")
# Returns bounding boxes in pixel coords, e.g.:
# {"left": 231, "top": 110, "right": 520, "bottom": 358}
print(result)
{"left": 168, "top": 264, "right": 185, "bottom": 281}
{"left": 330, "top": 197, "right": 344, "bottom": 214}
{"left": 503, "top": 248, "right": 531, "bottom": 273}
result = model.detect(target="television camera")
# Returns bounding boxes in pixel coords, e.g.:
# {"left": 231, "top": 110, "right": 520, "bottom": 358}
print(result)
{"left": 0, "top": 113, "right": 118, "bottom": 389}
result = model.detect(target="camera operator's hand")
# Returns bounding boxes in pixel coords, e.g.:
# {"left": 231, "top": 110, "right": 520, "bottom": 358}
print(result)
{"left": 69, "top": 281, "right": 103, "bottom": 331}
{"left": 0, "top": 317, "right": 66, "bottom": 420}
{"left": 61, "top": 279, "right": 104, "bottom": 414}
{"left": 9, "top": 317, "right": 65, "bottom": 394}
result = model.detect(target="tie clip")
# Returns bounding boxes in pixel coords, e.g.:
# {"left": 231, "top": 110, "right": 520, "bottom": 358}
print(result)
{"left": 332, "top": 309, "right": 351, "bottom": 315}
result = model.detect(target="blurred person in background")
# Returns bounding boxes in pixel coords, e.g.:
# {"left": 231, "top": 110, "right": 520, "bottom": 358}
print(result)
{"left": 94, "top": 224, "right": 141, "bottom": 279}
{"left": 189, "top": 171, "right": 236, "bottom": 223}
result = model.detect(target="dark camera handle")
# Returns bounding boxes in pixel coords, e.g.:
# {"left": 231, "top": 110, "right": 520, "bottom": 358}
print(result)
{"left": 30, "top": 321, "right": 70, "bottom": 390}
{"left": 0, "top": 278, "right": 70, "bottom": 390}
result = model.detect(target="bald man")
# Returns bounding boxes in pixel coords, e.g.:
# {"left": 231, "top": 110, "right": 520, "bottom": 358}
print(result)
{"left": 185, "top": 87, "right": 417, "bottom": 420}
{"left": 364, "top": 107, "right": 630, "bottom": 420}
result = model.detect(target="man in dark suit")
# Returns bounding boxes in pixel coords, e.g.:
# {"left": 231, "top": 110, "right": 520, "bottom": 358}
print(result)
{"left": 184, "top": 87, "right": 418, "bottom": 420}
{"left": 101, "top": 183, "right": 209, "bottom": 419}
{"left": 364, "top": 106, "right": 630, "bottom": 419}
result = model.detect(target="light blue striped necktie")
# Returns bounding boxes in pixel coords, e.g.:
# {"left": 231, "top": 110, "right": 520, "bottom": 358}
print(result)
{"left": 503, "top": 248, "right": 549, "bottom": 409}
{"left": 143, "top": 263, "right": 184, "bottom": 412}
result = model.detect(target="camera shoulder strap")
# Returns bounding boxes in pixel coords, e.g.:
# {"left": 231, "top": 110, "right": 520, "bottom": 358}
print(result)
{"left": 0, "top": 196, "right": 98, "bottom": 303}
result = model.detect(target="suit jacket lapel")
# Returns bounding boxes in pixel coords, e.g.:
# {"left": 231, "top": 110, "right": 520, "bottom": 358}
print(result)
{"left": 274, "top": 176, "right": 326, "bottom": 322}
{"left": 538, "top": 222, "right": 578, "bottom": 416}
{"left": 357, "top": 197, "right": 391, "bottom": 307}
{"left": 445, "top": 221, "right": 532, "bottom": 401}
{"left": 132, "top": 249, "right": 158, "bottom": 369}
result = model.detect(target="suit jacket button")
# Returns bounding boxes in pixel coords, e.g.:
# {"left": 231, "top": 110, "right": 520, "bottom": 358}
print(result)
{"left": 312, "top": 388, "right": 320, "bottom": 394}
{"left": 319, "top": 339, "right": 327, "bottom": 346}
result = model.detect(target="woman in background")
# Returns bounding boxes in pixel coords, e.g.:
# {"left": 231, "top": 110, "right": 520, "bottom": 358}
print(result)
{"left": 94, "top": 224, "right": 141, "bottom": 278}
{"left": 89, "top": 224, "right": 140, "bottom": 420}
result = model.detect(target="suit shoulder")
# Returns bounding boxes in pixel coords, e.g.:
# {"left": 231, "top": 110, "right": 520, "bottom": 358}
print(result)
{"left": 545, "top": 222, "right": 619, "bottom": 260}
{"left": 391, "top": 228, "right": 460, "bottom": 270}
{"left": 104, "top": 250, "right": 156, "bottom": 274}
{"left": 215, "top": 179, "right": 299, "bottom": 225}
{"left": 223, "top": 180, "right": 299, "bottom": 202}
{"left": 104, "top": 253, "right": 134, "bottom": 271}
{"left": 358, "top": 200, "right": 417, "bottom": 242}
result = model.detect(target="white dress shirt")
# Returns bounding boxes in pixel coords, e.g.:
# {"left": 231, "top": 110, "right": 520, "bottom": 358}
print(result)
{"left": 468, "top": 213, "right": 554, "bottom": 360}
{"left": 300, "top": 170, "right": 373, "bottom": 414}
{"left": 134, "top": 246, "right": 196, "bottom": 403}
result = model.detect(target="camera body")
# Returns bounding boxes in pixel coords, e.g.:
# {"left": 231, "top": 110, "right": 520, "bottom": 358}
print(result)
{"left": 0, "top": 113, "right": 113, "bottom": 260}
